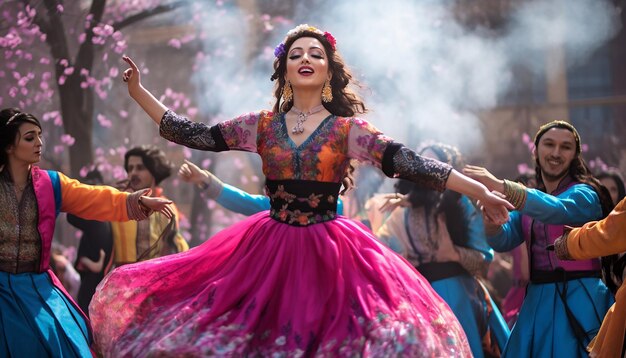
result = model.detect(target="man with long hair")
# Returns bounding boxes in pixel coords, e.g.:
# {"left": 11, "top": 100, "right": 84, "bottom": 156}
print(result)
{"left": 464, "top": 121, "right": 614, "bottom": 357}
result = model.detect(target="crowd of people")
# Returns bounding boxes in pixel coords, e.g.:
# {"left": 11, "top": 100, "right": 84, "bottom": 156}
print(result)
{"left": 2, "top": 23, "right": 625, "bottom": 357}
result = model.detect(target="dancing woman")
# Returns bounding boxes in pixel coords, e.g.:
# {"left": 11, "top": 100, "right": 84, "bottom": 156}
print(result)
{"left": 91, "top": 24, "right": 511, "bottom": 357}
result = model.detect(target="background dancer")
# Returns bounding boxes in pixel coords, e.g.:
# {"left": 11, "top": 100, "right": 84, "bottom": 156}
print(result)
{"left": 376, "top": 142, "right": 510, "bottom": 357}
{"left": 464, "top": 120, "right": 614, "bottom": 357}
{"left": 0, "top": 107, "right": 172, "bottom": 357}
{"left": 111, "top": 145, "right": 189, "bottom": 265}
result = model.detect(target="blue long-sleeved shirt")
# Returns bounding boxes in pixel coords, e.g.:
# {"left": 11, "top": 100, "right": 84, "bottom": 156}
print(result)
{"left": 487, "top": 183, "right": 602, "bottom": 253}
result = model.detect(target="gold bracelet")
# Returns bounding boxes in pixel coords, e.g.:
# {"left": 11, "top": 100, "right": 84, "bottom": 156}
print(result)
{"left": 503, "top": 179, "right": 527, "bottom": 210}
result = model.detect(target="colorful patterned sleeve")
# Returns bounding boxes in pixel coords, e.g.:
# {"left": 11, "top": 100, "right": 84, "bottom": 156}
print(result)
{"left": 347, "top": 117, "right": 394, "bottom": 167}
{"left": 159, "top": 109, "right": 262, "bottom": 153}
{"left": 347, "top": 118, "right": 452, "bottom": 192}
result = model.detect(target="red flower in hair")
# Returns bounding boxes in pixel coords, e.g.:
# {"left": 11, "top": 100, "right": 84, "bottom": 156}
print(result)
{"left": 324, "top": 31, "right": 337, "bottom": 50}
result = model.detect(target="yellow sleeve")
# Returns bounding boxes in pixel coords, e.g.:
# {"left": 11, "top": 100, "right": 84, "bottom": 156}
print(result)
{"left": 58, "top": 172, "right": 130, "bottom": 222}
{"left": 566, "top": 197, "right": 626, "bottom": 260}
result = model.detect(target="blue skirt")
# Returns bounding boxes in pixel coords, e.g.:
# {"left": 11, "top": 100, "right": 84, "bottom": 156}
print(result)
{"left": 0, "top": 271, "right": 92, "bottom": 357}
{"left": 503, "top": 277, "right": 613, "bottom": 357}
{"left": 432, "top": 274, "right": 510, "bottom": 358}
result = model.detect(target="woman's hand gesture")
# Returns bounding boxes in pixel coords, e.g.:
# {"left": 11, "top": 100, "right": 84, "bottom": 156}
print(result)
{"left": 122, "top": 55, "right": 142, "bottom": 95}
{"left": 477, "top": 190, "right": 511, "bottom": 226}
{"left": 139, "top": 192, "right": 175, "bottom": 219}
{"left": 178, "top": 160, "right": 209, "bottom": 187}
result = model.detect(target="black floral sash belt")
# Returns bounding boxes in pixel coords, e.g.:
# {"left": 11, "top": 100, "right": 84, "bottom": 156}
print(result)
{"left": 265, "top": 179, "right": 341, "bottom": 227}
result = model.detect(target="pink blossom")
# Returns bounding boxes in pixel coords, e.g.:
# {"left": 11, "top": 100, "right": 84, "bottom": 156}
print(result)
{"left": 119, "top": 110, "right": 128, "bottom": 118}
{"left": 64, "top": 67, "right": 74, "bottom": 75}
{"left": 53, "top": 145, "right": 64, "bottom": 154}
{"left": 112, "top": 166, "right": 126, "bottom": 181}
{"left": 58, "top": 76, "right": 65, "bottom": 85}
{"left": 56, "top": 4, "right": 64, "bottom": 13}
{"left": 201, "top": 159, "right": 212, "bottom": 168}
{"left": 183, "top": 147, "right": 192, "bottom": 159}
{"left": 168, "top": 39, "right": 182, "bottom": 49}
{"left": 42, "top": 111, "right": 59, "bottom": 122}
{"left": 517, "top": 163, "right": 529, "bottom": 174}
{"left": 98, "top": 24, "right": 114, "bottom": 37}
{"left": 59, "top": 58, "right": 68, "bottom": 67}
{"left": 97, "top": 114, "right": 112, "bottom": 128}
{"left": 61, "top": 134, "right": 75, "bottom": 146}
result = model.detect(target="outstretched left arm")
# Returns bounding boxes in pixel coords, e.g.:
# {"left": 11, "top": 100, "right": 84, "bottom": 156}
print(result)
{"left": 555, "top": 197, "right": 626, "bottom": 260}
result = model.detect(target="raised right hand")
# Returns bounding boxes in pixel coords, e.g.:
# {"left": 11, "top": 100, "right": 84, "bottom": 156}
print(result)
{"left": 122, "top": 55, "right": 142, "bottom": 95}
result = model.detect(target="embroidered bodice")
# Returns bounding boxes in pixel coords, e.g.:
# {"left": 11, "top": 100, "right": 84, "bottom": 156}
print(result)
{"left": 0, "top": 169, "right": 41, "bottom": 273}
{"left": 160, "top": 110, "right": 453, "bottom": 226}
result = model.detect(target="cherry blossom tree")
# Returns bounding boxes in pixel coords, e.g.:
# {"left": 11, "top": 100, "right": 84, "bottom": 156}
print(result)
{"left": 1, "top": 0, "right": 187, "bottom": 176}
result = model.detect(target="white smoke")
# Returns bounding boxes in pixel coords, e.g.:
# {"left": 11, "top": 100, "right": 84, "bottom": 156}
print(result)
{"left": 189, "top": 0, "right": 620, "bottom": 150}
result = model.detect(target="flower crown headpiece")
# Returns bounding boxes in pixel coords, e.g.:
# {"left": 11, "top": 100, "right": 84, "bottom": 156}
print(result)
{"left": 274, "top": 24, "right": 337, "bottom": 59}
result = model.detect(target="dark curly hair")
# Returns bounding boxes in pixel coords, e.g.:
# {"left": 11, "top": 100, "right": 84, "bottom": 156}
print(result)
{"left": 270, "top": 29, "right": 367, "bottom": 117}
{"left": 124, "top": 145, "right": 173, "bottom": 185}
{"left": 0, "top": 108, "right": 42, "bottom": 167}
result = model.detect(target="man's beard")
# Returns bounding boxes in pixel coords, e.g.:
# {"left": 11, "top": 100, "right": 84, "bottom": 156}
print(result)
{"left": 541, "top": 167, "right": 569, "bottom": 183}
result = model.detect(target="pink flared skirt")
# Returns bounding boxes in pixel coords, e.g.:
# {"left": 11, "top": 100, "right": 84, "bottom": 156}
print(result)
{"left": 90, "top": 212, "right": 471, "bottom": 357}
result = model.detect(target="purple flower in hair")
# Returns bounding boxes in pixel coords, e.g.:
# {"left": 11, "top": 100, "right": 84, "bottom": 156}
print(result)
{"left": 274, "top": 43, "right": 286, "bottom": 58}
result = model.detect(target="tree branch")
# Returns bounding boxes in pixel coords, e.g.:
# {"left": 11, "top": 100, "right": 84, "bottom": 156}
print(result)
{"left": 112, "top": 1, "right": 188, "bottom": 32}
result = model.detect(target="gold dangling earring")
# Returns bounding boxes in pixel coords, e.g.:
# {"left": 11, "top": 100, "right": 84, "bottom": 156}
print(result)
{"left": 282, "top": 80, "right": 293, "bottom": 103}
{"left": 322, "top": 79, "right": 333, "bottom": 103}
